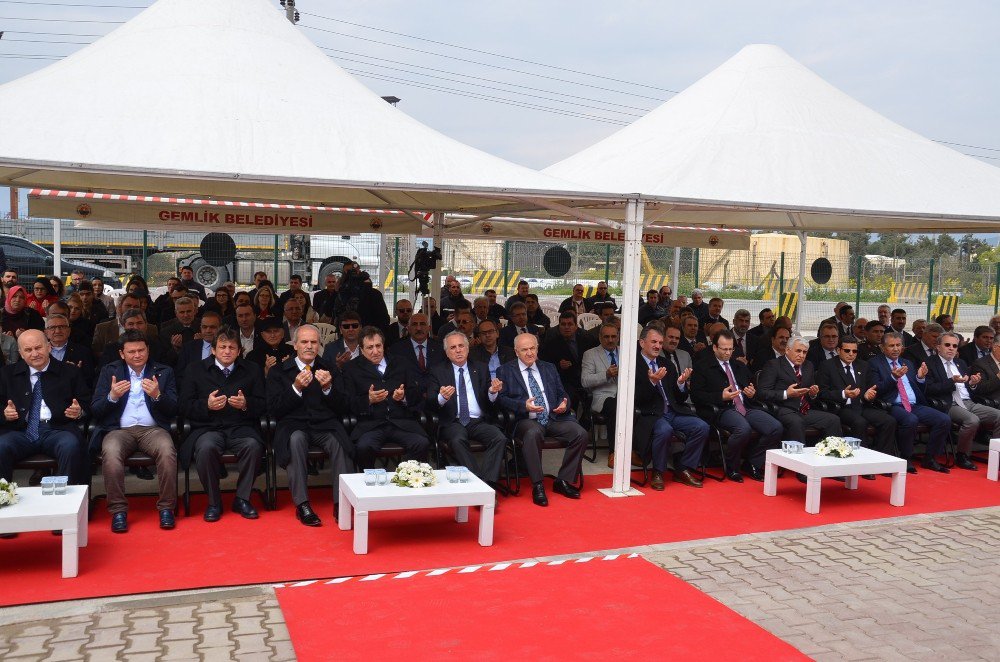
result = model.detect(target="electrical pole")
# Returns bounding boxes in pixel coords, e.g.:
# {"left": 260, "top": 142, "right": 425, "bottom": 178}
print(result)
{"left": 279, "top": 1, "right": 304, "bottom": 282}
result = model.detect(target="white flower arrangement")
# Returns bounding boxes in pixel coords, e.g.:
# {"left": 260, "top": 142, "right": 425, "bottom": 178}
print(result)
{"left": 390, "top": 460, "right": 437, "bottom": 488}
{"left": 0, "top": 478, "right": 19, "bottom": 507}
{"left": 815, "top": 437, "right": 854, "bottom": 458}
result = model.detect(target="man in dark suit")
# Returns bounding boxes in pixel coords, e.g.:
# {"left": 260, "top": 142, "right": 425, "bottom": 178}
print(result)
{"left": 959, "top": 326, "right": 995, "bottom": 365}
{"left": 750, "top": 325, "right": 791, "bottom": 373}
{"left": 702, "top": 297, "right": 730, "bottom": 330}
{"left": 175, "top": 311, "right": 222, "bottom": 381}
{"left": 90, "top": 330, "right": 177, "bottom": 533}
{"left": 817, "top": 335, "right": 897, "bottom": 461}
{"left": 483, "top": 289, "right": 507, "bottom": 323}
{"left": 888, "top": 309, "right": 915, "bottom": 347}
{"left": 158, "top": 296, "right": 202, "bottom": 363}
{"left": 677, "top": 314, "right": 707, "bottom": 357}
{"left": 924, "top": 331, "right": 1000, "bottom": 470}
{"left": 246, "top": 317, "right": 294, "bottom": 377}
{"left": 816, "top": 301, "right": 848, "bottom": 337}
{"left": 383, "top": 299, "right": 413, "bottom": 348}
{"left": 902, "top": 322, "right": 942, "bottom": 366}
{"left": 98, "top": 310, "right": 171, "bottom": 368}
{"left": 91, "top": 292, "right": 160, "bottom": 361}
{"left": 748, "top": 308, "right": 775, "bottom": 340}
{"left": 45, "top": 313, "right": 95, "bottom": 388}
{"left": 503, "top": 280, "right": 530, "bottom": 318}
{"left": 807, "top": 323, "right": 842, "bottom": 370}
{"left": 691, "top": 330, "right": 781, "bottom": 482}
{"left": 321, "top": 311, "right": 363, "bottom": 372}
{"left": 180, "top": 327, "right": 266, "bottom": 522}
{"left": 499, "top": 302, "right": 541, "bottom": 349}
{"left": 387, "top": 313, "right": 444, "bottom": 397}
{"left": 496, "top": 332, "right": 588, "bottom": 506}
{"left": 585, "top": 281, "right": 616, "bottom": 313}
{"left": 637, "top": 290, "right": 661, "bottom": 326}
{"left": 267, "top": 324, "right": 352, "bottom": 527}
{"left": 427, "top": 331, "right": 507, "bottom": 486}
{"left": 634, "top": 325, "right": 709, "bottom": 490}
{"left": 729, "top": 309, "right": 755, "bottom": 365}
{"left": 540, "top": 311, "right": 597, "bottom": 403}
{"left": 970, "top": 336, "right": 1000, "bottom": 400}
{"left": 866, "top": 331, "right": 951, "bottom": 472}
{"left": 343, "top": 326, "right": 430, "bottom": 470}
{"left": 757, "top": 335, "right": 842, "bottom": 443}
{"left": 0, "top": 330, "right": 90, "bottom": 488}
{"left": 470, "top": 319, "right": 515, "bottom": 379}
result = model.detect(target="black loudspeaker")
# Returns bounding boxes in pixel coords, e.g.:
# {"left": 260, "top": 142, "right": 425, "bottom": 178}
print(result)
{"left": 542, "top": 246, "right": 572, "bottom": 277}
{"left": 200, "top": 232, "right": 237, "bottom": 267}
{"left": 810, "top": 257, "right": 832, "bottom": 285}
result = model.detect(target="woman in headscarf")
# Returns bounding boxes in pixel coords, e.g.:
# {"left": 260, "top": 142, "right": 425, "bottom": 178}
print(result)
{"left": 1, "top": 285, "right": 45, "bottom": 336}
{"left": 25, "top": 277, "right": 60, "bottom": 316}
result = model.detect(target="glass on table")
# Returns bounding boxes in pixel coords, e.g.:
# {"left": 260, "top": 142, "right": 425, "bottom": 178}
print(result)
{"left": 53, "top": 476, "right": 68, "bottom": 495}
{"left": 375, "top": 468, "right": 388, "bottom": 485}
{"left": 40, "top": 476, "right": 55, "bottom": 495}
{"left": 363, "top": 469, "right": 378, "bottom": 486}
{"left": 445, "top": 466, "right": 460, "bottom": 483}
{"left": 458, "top": 467, "right": 471, "bottom": 483}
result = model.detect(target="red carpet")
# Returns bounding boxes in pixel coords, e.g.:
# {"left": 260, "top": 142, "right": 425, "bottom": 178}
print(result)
{"left": 276, "top": 555, "right": 808, "bottom": 661}
{"left": 1, "top": 468, "right": 997, "bottom": 607}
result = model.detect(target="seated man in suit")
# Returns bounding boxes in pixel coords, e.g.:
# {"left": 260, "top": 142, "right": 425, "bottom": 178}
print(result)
{"left": 267, "top": 324, "right": 352, "bottom": 527}
{"left": 158, "top": 296, "right": 202, "bottom": 363}
{"left": 635, "top": 324, "right": 708, "bottom": 490}
{"left": 344, "top": 326, "right": 430, "bottom": 470}
{"left": 660, "top": 323, "right": 693, "bottom": 375}
{"left": 748, "top": 308, "right": 775, "bottom": 340}
{"left": 637, "top": 290, "right": 661, "bottom": 326}
{"left": 180, "top": 327, "right": 266, "bottom": 522}
{"left": 902, "top": 322, "right": 942, "bottom": 366}
{"left": 581, "top": 322, "right": 621, "bottom": 461}
{"left": 321, "top": 311, "right": 363, "bottom": 371}
{"left": 816, "top": 335, "right": 897, "bottom": 463}
{"left": 175, "top": 311, "right": 222, "bottom": 381}
{"left": 729, "top": 309, "right": 755, "bottom": 365}
{"left": 888, "top": 308, "right": 915, "bottom": 346}
{"left": 387, "top": 312, "right": 444, "bottom": 397}
{"left": 757, "top": 335, "right": 842, "bottom": 443}
{"left": 45, "top": 313, "right": 95, "bottom": 388}
{"left": 427, "top": 331, "right": 507, "bottom": 487}
{"left": 691, "top": 330, "right": 782, "bottom": 483}
{"left": 499, "top": 302, "right": 542, "bottom": 348}
{"left": 677, "top": 313, "right": 707, "bottom": 357}
{"left": 233, "top": 302, "right": 259, "bottom": 357}
{"left": 246, "top": 317, "right": 295, "bottom": 376}
{"left": 91, "top": 292, "right": 160, "bottom": 361}
{"left": 483, "top": 289, "right": 507, "bottom": 323}
{"left": 924, "top": 331, "right": 1000, "bottom": 470}
{"left": 497, "top": 332, "right": 588, "bottom": 506}
{"left": 586, "top": 303, "right": 617, "bottom": 343}
{"left": 959, "top": 325, "right": 994, "bottom": 365}
{"left": 702, "top": 297, "right": 729, "bottom": 329}
{"left": 281, "top": 297, "right": 305, "bottom": 342}
{"left": 866, "top": 331, "right": 951, "bottom": 473}
{"left": 540, "top": 311, "right": 597, "bottom": 405}
{"left": 807, "top": 323, "right": 841, "bottom": 370}
{"left": 0, "top": 330, "right": 89, "bottom": 492}
{"left": 383, "top": 299, "right": 413, "bottom": 347}
{"left": 98, "top": 310, "right": 170, "bottom": 368}
{"left": 470, "top": 319, "right": 515, "bottom": 379}
{"left": 90, "top": 330, "right": 177, "bottom": 533}
{"left": 970, "top": 334, "right": 1000, "bottom": 400}
{"left": 750, "top": 325, "right": 791, "bottom": 374}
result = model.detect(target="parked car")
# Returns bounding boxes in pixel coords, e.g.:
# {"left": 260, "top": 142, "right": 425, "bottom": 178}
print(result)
{"left": 0, "top": 234, "right": 115, "bottom": 281}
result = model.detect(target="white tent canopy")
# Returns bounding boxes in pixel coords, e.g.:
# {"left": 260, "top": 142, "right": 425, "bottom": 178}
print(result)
{"left": 546, "top": 44, "right": 1000, "bottom": 231}
{"left": 0, "top": 0, "right": 625, "bottom": 217}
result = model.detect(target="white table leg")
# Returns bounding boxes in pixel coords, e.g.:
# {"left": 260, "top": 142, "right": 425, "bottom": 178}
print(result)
{"left": 478, "top": 504, "right": 494, "bottom": 546}
{"left": 338, "top": 491, "right": 352, "bottom": 531}
{"left": 353, "top": 510, "right": 368, "bottom": 554}
{"left": 805, "top": 476, "right": 822, "bottom": 514}
{"left": 62, "top": 525, "right": 79, "bottom": 578}
{"left": 763, "top": 460, "right": 778, "bottom": 496}
{"left": 890, "top": 471, "right": 906, "bottom": 507}
{"left": 455, "top": 506, "right": 469, "bottom": 523}
{"left": 844, "top": 475, "right": 859, "bottom": 490}
{"left": 988, "top": 450, "right": 999, "bottom": 481}
{"left": 78, "top": 498, "right": 88, "bottom": 548}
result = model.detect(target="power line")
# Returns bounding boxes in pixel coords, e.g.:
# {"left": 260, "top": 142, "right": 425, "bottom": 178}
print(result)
{"left": 3, "top": 30, "right": 104, "bottom": 37}
{"left": 0, "top": 15, "right": 124, "bottom": 23}
{"left": 0, "top": 1, "right": 145, "bottom": 7}
{"left": 934, "top": 139, "right": 1000, "bottom": 154}
{"left": 1, "top": 38, "right": 94, "bottom": 44}
{"left": 300, "top": 10, "right": 679, "bottom": 95}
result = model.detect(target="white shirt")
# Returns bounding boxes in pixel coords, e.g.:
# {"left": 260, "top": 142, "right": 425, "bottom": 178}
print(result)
{"left": 292, "top": 357, "right": 332, "bottom": 396}
{"left": 437, "top": 361, "right": 497, "bottom": 416}
{"left": 239, "top": 329, "right": 255, "bottom": 356}
{"left": 28, "top": 365, "right": 53, "bottom": 422}
{"left": 119, "top": 366, "right": 156, "bottom": 428}
{"left": 518, "top": 360, "right": 548, "bottom": 417}
{"left": 717, "top": 358, "right": 744, "bottom": 406}
{"left": 943, "top": 359, "right": 971, "bottom": 401}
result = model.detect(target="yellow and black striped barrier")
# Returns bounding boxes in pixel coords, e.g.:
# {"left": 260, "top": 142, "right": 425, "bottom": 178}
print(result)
{"left": 777, "top": 292, "right": 798, "bottom": 319}
{"left": 888, "top": 282, "right": 928, "bottom": 303}
{"left": 763, "top": 276, "right": 799, "bottom": 301}
{"left": 382, "top": 269, "right": 396, "bottom": 291}
{"left": 638, "top": 274, "right": 670, "bottom": 292}
{"left": 471, "top": 270, "right": 521, "bottom": 293}
{"left": 931, "top": 295, "right": 959, "bottom": 321}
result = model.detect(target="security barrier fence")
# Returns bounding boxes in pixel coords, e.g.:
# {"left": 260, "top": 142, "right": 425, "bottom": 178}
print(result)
{"left": 4, "top": 217, "right": 1000, "bottom": 333}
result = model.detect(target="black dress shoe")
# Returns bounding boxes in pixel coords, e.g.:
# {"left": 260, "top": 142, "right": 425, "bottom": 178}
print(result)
{"left": 296, "top": 502, "right": 322, "bottom": 526}
{"left": 796, "top": 473, "right": 807, "bottom": 484}
{"left": 552, "top": 479, "right": 581, "bottom": 499}
{"left": 861, "top": 474, "right": 876, "bottom": 481}
{"left": 725, "top": 470, "right": 744, "bottom": 483}
{"left": 0, "top": 532, "right": 18, "bottom": 539}
{"left": 743, "top": 464, "right": 765, "bottom": 482}
{"left": 136, "top": 467, "right": 155, "bottom": 481}
{"left": 921, "top": 458, "right": 950, "bottom": 473}
{"left": 955, "top": 454, "right": 978, "bottom": 471}
{"left": 111, "top": 512, "right": 128, "bottom": 533}
{"left": 906, "top": 461, "right": 917, "bottom": 474}
{"left": 204, "top": 505, "right": 222, "bottom": 522}
{"left": 159, "top": 509, "right": 176, "bottom": 530}
{"left": 673, "top": 469, "right": 703, "bottom": 488}
{"left": 531, "top": 482, "right": 548, "bottom": 507}
{"left": 232, "top": 497, "right": 259, "bottom": 519}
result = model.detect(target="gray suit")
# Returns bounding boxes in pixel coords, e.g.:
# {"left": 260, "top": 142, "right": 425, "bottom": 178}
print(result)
{"left": 581, "top": 345, "right": 618, "bottom": 412}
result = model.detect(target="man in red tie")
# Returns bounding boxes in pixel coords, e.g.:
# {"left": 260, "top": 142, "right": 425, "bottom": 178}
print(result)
{"left": 757, "top": 335, "right": 842, "bottom": 443}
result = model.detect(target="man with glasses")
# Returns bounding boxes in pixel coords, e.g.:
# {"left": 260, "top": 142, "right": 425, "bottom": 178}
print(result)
{"left": 559, "top": 284, "right": 588, "bottom": 317}
{"left": 691, "top": 329, "right": 781, "bottom": 482}
{"left": 46, "top": 313, "right": 94, "bottom": 387}
{"left": 581, "top": 322, "right": 625, "bottom": 465}
{"left": 970, "top": 333, "right": 1000, "bottom": 400}
{"left": 470, "top": 319, "right": 513, "bottom": 379}
{"left": 384, "top": 299, "right": 413, "bottom": 347}
{"left": 924, "top": 332, "right": 1000, "bottom": 471}
{"left": 807, "top": 323, "right": 842, "bottom": 370}
{"left": 586, "top": 281, "right": 616, "bottom": 313}
{"left": 321, "top": 312, "right": 363, "bottom": 371}
{"left": 817, "top": 335, "right": 897, "bottom": 464}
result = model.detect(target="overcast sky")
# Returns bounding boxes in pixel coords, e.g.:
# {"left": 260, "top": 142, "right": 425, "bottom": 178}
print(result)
{"left": 1, "top": 0, "right": 998, "bottom": 229}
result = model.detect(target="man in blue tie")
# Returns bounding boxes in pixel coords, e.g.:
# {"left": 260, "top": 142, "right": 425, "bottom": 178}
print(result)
{"left": 497, "top": 333, "right": 589, "bottom": 506}
{"left": 581, "top": 322, "right": 629, "bottom": 466}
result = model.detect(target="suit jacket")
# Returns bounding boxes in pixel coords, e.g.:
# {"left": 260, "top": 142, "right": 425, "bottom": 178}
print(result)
{"left": 971, "top": 353, "right": 1000, "bottom": 399}
{"left": 387, "top": 337, "right": 444, "bottom": 396}
{"left": 634, "top": 351, "right": 695, "bottom": 416}
{"left": 690, "top": 357, "right": 763, "bottom": 418}
{"left": 865, "top": 355, "right": 931, "bottom": 408}
{"left": 660, "top": 349, "right": 693, "bottom": 375}
{"left": 701, "top": 315, "right": 730, "bottom": 330}
{"left": 757, "top": 357, "right": 820, "bottom": 412}
{"left": 807, "top": 340, "right": 841, "bottom": 371}
{"left": 750, "top": 346, "right": 785, "bottom": 374}
{"left": 902, "top": 341, "right": 934, "bottom": 368}
{"left": 342, "top": 355, "right": 426, "bottom": 440}
{"left": 91, "top": 319, "right": 159, "bottom": 360}
{"left": 580, "top": 345, "right": 618, "bottom": 411}
{"left": 817, "top": 358, "right": 874, "bottom": 411}
{"left": 179, "top": 357, "right": 265, "bottom": 467}
{"left": 175, "top": 338, "right": 214, "bottom": 382}
{"left": 499, "top": 323, "right": 542, "bottom": 349}
{"left": 246, "top": 342, "right": 295, "bottom": 374}
{"left": 539, "top": 330, "right": 596, "bottom": 396}
{"left": 0, "top": 358, "right": 90, "bottom": 439}
{"left": 731, "top": 331, "right": 755, "bottom": 362}
{"left": 425, "top": 360, "right": 499, "bottom": 425}
{"left": 469, "top": 344, "right": 515, "bottom": 369}
{"left": 382, "top": 321, "right": 409, "bottom": 347}
{"left": 637, "top": 303, "right": 661, "bottom": 326}
{"left": 959, "top": 343, "right": 990, "bottom": 366}
{"left": 157, "top": 318, "right": 201, "bottom": 361}
{"left": 923, "top": 354, "right": 978, "bottom": 411}
{"left": 89, "top": 360, "right": 176, "bottom": 453}
{"left": 558, "top": 297, "right": 589, "bottom": 314}
{"left": 677, "top": 333, "right": 707, "bottom": 357}
{"left": 52, "top": 342, "right": 96, "bottom": 388}
{"left": 496, "top": 359, "right": 577, "bottom": 425}
{"left": 266, "top": 355, "right": 349, "bottom": 467}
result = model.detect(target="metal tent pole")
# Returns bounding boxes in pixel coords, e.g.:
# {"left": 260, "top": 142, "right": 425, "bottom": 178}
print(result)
{"left": 795, "top": 231, "right": 807, "bottom": 332}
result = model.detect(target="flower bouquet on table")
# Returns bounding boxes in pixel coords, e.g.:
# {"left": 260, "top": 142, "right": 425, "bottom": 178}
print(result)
{"left": 0, "top": 478, "right": 18, "bottom": 507}
{"left": 815, "top": 437, "right": 854, "bottom": 458}
{"left": 390, "top": 461, "right": 437, "bottom": 488}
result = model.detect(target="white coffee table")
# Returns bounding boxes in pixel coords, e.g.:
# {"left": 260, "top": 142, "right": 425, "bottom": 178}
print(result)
{"left": 988, "top": 438, "right": 1000, "bottom": 481}
{"left": 764, "top": 447, "right": 906, "bottom": 514}
{"left": 0, "top": 485, "right": 88, "bottom": 577}
{"left": 338, "top": 471, "right": 494, "bottom": 554}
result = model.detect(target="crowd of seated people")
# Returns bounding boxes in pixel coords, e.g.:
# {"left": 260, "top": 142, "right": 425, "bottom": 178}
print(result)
{"left": 0, "top": 267, "right": 995, "bottom": 538}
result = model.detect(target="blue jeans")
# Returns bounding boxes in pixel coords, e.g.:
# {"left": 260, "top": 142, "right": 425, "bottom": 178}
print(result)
{"left": 651, "top": 411, "right": 709, "bottom": 472}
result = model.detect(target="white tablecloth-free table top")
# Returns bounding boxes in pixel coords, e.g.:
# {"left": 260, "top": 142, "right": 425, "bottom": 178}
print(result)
{"left": 764, "top": 447, "right": 906, "bottom": 514}
{"left": 338, "top": 470, "right": 494, "bottom": 554}
{"left": 987, "top": 439, "right": 1000, "bottom": 482}
{"left": 0, "top": 485, "right": 88, "bottom": 577}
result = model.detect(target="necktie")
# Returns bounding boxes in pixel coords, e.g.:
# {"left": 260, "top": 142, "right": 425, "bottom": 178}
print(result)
{"left": 650, "top": 359, "right": 670, "bottom": 414}
{"left": 377, "top": 363, "right": 385, "bottom": 377}
{"left": 722, "top": 361, "right": 747, "bottom": 415}
{"left": 736, "top": 336, "right": 744, "bottom": 352}
{"left": 417, "top": 344, "right": 426, "bottom": 371}
{"left": 457, "top": 367, "right": 470, "bottom": 426}
{"left": 844, "top": 364, "right": 856, "bottom": 385}
{"left": 946, "top": 362, "right": 967, "bottom": 409}
{"left": 608, "top": 351, "right": 617, "bottom": 366}
{"left": 794, "top": 366, "right": 810, "bottom": 414}
{"left": 669, "top": 352, "right": 680, "bottom": 374}
{"left": 519, "top": 327, "right": 526, "bottom": 335}
{"left": 222, "top": 367, "right": 231, "bottom": 378}
{"left": 892, "top": 360, "right": 912, "bottom": 412}
{"left": 26, "top": 374, "right": 42, "bottom": 441}
{"left": 525, "top": 367, "right": 549, "bottom": 426}
{"left": 828, "top": 350, "right": 836, "bottom": 360}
